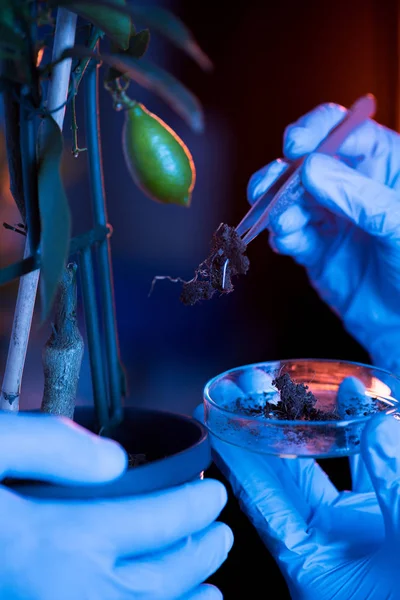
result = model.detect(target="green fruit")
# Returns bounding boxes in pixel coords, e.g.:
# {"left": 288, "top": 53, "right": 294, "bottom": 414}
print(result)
{"left": 122, "top": 103, "right": 195, "bottom": 206}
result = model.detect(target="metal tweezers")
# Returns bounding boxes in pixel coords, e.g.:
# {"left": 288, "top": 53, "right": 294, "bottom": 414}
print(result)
{"left": 222, "top": 94, "right": 377, "bottom": 289}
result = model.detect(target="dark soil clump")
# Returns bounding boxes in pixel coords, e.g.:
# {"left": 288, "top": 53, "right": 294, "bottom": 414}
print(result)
{"left": 180, "top": 223, "right": 250, "bottom": 306}
{"left": 235, "top": 372, "right": 340, "bottom": 421}
{"left": 127, "top": 453, "right": 148, "bottom": 468}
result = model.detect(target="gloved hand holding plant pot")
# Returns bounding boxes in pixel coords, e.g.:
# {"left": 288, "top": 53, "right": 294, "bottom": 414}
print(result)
{"left": 0, "top": 1, "right": 234, "bottom": 599}
{"left": 0, "top": 413, "right": 232, "bottom": 600}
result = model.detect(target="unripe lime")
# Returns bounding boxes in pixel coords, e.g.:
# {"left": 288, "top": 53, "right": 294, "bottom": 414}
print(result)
{"left": 122, "top": 103, "right": 196, "bottom": 206}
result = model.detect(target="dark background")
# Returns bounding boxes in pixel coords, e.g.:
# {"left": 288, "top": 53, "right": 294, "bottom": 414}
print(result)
{"left": 0, "top": 0, "right": 398, "bottom": 597}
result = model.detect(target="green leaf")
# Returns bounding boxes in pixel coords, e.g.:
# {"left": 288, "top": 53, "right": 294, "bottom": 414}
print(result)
{"left": 52, "top": 0, "right": 131, "bottom": 50}
{"left": 128, "top": 29, "right": 150, "bottom": 59}
{"left": 129, "top": 6, "right": 213, "bottom": 71}
{"left": 0, "top": 2, "right": 31, "bottom": 84}
{"left": 0, "top": 23, "right": 25, "bottom": 54}
{"left": 64, "top": 47, "right": 204, "bottom": 132}
{"left": 0, "top": 0, "right": 28, "bottom": 58}
{"left": 0, "top": 255, "right": 40, "bottom": 286}
{"left": 120, "top": 56, "right": 204, "bottom": 131}
{"left": 37, "top": 116, "right": 72, "bottom": 320}
{"left": 50, "top": 1, "right": 212, "bottom": 69}
{"left": 0, "top": 0, "right": 19, "bottom": 29}
{"left": 105, "top": 29, "right": 150, "bottom": 82}
{"left": 0, "top": 0, "right": 30, "bottom": 39}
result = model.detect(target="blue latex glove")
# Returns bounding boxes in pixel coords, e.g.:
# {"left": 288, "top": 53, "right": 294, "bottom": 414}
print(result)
{"left": 247, "top": 102, "right": 400, "bottom": 374}
{"left": 194, "top": 397, "right": 400, "bottom": 600}
{"left": 0, "top": 413, "right": 232, "bottom": 600}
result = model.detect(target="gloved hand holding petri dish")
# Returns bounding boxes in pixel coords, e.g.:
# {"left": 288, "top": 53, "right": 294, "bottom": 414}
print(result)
{"left": 203, "top": 358, "right": 400, "bottom": 459}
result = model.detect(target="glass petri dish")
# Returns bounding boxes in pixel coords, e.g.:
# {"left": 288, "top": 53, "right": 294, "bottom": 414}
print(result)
{"left": 203, "top": 358, "right": 400, "bottom": 458}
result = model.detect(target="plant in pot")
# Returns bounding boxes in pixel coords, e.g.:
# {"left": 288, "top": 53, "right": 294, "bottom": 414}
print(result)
{"left": 0, "top": 0, "right": 213, "bottom": 499}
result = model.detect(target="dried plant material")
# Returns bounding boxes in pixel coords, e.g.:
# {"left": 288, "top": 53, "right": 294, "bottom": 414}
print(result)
{"left": 235, "top": 372, "right": 341, "bottom": 421}
{"left": 150, "top": 223, "right": 250, "bottom": 305}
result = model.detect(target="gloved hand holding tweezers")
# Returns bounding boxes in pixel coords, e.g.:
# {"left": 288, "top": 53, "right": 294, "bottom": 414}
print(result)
{"left": 179, "top": 95, "right": 379, "bottom": 309}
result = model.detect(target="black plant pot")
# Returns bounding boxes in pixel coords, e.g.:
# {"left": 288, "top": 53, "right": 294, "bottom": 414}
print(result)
{"left": 3, "top": 406, "right": 211, "bottom": 499}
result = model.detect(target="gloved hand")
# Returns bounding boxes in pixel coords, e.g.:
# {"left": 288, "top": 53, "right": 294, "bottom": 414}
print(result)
{"left": 194, "top": 400, "right": 400, "bottom": 600}
{"left": 247, "top": 102, "right": 400, "bottom": 374}
{"left": 0, "top": 413, "right": 232, "bottom": 600}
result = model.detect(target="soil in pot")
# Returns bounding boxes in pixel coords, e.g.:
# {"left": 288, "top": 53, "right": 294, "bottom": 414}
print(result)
{"left": 127, "top": 453, "right": 149, "bottom": 468}
{"left": 2, "top": 407, "right": 211, "bottom": 499}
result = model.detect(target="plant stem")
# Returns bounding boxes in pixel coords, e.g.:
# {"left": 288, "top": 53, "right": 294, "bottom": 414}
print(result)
{"left": 41, "top": 263, "right": 84, "bottom": 419}
{"left": 40, "top": 9, "right": 82, "bottom": 417}
{"left": 0, "top": 8, "right": 77, "bottom": 413}
{"left": 84, "top": 59, "right": 123, "bottom": 429}
{"left": 70, "top": 27, "right": 102, "bottom": 157}
{"left": 78, "top": 248, "right": 109, "bottom": 427}
{"left": 71, "top": 94, "right": 87, "bottom": 157}
{"left": 72, "top": 28, "right": 103, "bottom": 92}
{"left": 45, "top": 9, "right": 78, "bottom": 130}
